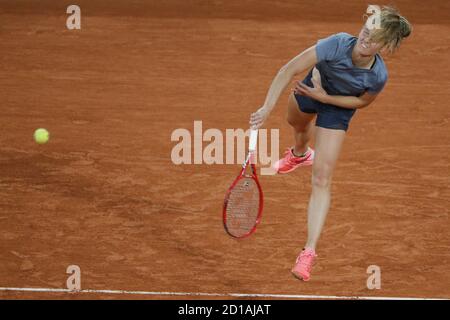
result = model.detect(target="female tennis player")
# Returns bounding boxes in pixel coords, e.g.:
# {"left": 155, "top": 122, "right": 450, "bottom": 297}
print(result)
{"left": 249, "top": 6, "right": 411, "bottom": 281}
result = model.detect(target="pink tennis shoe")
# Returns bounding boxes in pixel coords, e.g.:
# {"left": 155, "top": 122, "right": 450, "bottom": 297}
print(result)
{"left": 272, "top": 147, "right": 314, "bottom": 174}
{"left": 291, "top": 248, "right": 317, "bottom": 281}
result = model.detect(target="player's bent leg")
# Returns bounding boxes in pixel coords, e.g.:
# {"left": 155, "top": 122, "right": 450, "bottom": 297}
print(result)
{"left": 292, "top": 126, "right": 346, "bottom": 281}
{"left": 272, "top": 93, "right": 315, "bottom": 174}
{"left": 287, "top": 93, "right": 315, "bottom": 156}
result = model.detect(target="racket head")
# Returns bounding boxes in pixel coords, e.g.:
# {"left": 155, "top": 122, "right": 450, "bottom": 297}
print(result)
{"left": 223, "top": 162, "right": 264, "bottom": 239}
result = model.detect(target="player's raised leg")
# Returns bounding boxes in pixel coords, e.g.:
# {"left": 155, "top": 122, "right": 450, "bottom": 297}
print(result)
{"left": 273, "top": 93, "right": 315, "bottom": 174}
{"left": 288, "top": 93, "right": 315, "bottom": 155}
{"left": 292, "top": 126, "right": 346, "bottom": 281}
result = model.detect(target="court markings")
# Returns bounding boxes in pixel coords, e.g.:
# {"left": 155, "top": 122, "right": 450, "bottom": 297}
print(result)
{"left": 0, "top": 287, "right": 447, "bottom": 300}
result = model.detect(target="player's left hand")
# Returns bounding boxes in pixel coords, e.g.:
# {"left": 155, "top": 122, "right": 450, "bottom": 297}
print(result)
{"left": 294, "top": 67, "right": 328, "bottom": 103}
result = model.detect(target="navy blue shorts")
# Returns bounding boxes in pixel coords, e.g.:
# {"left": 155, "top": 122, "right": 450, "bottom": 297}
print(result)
{"left": 294, "top": 93, "right": 357, "bottom": 132}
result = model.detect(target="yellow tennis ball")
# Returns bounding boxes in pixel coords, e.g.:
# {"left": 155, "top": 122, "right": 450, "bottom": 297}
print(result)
{"left": 34, "top": 128, "right": 49, "bottom": 144}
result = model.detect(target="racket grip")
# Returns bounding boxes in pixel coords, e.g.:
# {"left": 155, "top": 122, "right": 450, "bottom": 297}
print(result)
{"left": 249, "top": 129, "right": 258, "bottom": 152}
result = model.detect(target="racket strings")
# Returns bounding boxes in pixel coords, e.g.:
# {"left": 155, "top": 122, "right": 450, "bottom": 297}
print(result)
{"left": 225, "top": 177, "right": 260, "bottom": 237}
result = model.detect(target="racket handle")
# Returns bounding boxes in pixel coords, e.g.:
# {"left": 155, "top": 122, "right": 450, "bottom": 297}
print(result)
{"left": 249, "top": 129, "right": 258, "bottom": 152}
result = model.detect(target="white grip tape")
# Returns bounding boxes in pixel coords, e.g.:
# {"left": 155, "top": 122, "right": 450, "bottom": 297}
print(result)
{"left": 249, "top": 129, "right": 258, "bottom": 152}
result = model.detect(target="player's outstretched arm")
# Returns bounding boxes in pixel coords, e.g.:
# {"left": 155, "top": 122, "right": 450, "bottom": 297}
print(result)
{"left": 250, "top": 46, "right": 318, "bottom": 129}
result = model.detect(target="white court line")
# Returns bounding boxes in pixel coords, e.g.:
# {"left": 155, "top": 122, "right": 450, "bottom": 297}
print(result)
{"left": 0, "top": 287, "right": 447, "bottom": 300}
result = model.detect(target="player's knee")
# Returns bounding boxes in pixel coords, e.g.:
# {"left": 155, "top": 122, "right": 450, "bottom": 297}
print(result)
{"left": 286, "top": 113, "right": 299, "bottom": 129}
{"left": 311, "top": 168, "right": 332, "bottom": 189}
{"left": 287, "top": 113, "right": 308, "bottom": 132}
{"left": 287, "top": 95, "right": 311, "bottom": 132}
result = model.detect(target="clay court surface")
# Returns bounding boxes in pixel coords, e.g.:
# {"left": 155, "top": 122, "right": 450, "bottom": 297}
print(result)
{"left": 0, "top": 0, "right": 449, "bottom": 299}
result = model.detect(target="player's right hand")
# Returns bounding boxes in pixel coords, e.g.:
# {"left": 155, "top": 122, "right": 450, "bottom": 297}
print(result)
{"left": 249, "top": 107, "right": 269, "bottom": 129}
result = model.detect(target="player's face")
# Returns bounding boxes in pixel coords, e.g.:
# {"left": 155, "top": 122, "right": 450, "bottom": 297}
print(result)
{"left": 356, "top": 25, "right": 384, "bottom": 56}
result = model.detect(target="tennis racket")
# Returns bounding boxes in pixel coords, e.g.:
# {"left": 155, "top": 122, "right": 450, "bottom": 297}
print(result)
{"left": 223, "top": 129, "right": 264, "bottom": 238}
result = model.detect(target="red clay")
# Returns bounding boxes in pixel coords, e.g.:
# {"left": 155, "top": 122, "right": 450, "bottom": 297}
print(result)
{"left": 0, "top": 0, "right": 449, "bottom": 299}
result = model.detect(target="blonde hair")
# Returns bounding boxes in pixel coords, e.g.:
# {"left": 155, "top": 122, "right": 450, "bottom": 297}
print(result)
{"left": 368, "top": 5, "right": 412, "bottom": 53}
